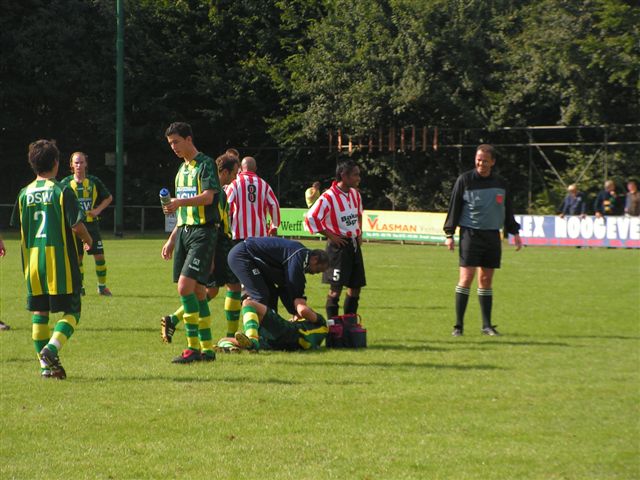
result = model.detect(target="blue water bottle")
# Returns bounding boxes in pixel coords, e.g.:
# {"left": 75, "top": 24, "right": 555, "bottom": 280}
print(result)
{"left": 159, "top": 188, "right": 171, "bottom": 213}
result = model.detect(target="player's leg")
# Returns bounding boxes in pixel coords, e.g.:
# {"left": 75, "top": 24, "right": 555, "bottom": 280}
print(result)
{"left": 196, "top": 283, "right": 215, "bottom": 361}
{"left": 323, "top": 241, "right": 343, "bottom": 317}
{"left": 478, "top": 230, "right": 501, "bottom": 335}
{"left": 344, "top": 244, "right": 366, "bottom": 315}
{"left": 91, "top": 226, "right": 111, "bottom": 296}
{"left": 38, "top": 293, "right": 81, "bottom": 379}
{"left": 170, "top": 227, "right": 202, "bottom": 363}
{"left": 224, "top": 283, "right": 242, "bottom": 337}
{"left": 235, "top": 298, "right": 267, "bottom": 350}
{"left": 478, "top": 267, "right": 496, "bottom": 333}
{"left": 31, "top": 310, "right": 51, "bottom": 377}
{"left": 453, "top": 266, "right": 475, "bottom": 336}
{"left": 78, "top": 253, "right": 85, "bottom": 296}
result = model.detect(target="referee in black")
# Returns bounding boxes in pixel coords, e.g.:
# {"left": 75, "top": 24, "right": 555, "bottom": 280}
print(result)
{"left": 443, "top": 144, "right": 522, "bottom": 336}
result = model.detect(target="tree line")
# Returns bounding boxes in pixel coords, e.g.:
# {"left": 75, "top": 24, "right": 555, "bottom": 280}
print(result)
{"left": 1, "top": 0, "right": 638, "bottom": 225}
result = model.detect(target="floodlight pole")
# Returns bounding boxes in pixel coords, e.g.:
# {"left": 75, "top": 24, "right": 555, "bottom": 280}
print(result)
{"left": 115, "top": 0, "right": 125, "bottom": 237}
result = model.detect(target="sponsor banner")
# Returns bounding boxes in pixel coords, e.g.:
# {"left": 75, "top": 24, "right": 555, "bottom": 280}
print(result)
{"left": 362, "top": 210, "right": 447, "bottom": 242}
{"left": 279, "top": 208, "right": 321, "bottom": 238}
{"left": 512, "top": 215, "right": 640, "bottom": 249}
{"left": 277, "top": 208, "right": 448, "bottom": 242}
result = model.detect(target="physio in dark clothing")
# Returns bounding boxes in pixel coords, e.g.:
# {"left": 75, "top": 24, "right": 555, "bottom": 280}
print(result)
{"left": 227, "top": 237, "right": 327, "bottom": 314}
{"left": 443, "top": 144, "right": 522, "bottom": 337}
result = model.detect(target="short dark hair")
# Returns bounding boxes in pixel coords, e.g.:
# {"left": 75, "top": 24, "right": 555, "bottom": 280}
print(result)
{"left": 476, "top": 144, "right": 495, "bottom": 159}
{"left": 226, "top": 148, "right": 240, "bottom": 159}
{"left": 216, "top": 153, "right": 239, "bottom": 173}
{"left": 28, "top": 139, "right": 59, "bottom": 174}
{"left": 310, "top": 249, "right": 329, "bottom": 269}
{"left": 165, "top": 122, "right": 193, "bottom": 139}
{"left": 335, "top": 160, "right": 359, "bottom": 182}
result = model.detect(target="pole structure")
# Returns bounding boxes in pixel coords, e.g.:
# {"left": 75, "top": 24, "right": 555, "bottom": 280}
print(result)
{"left": 115, "top": 0, "right": 125, "bottom": 236}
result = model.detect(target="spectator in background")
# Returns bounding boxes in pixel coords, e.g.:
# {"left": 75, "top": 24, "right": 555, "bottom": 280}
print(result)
{"left": 625, "top": 179, "right": 640, "bottom": 216}
{"left": 558, "top": 184, "right": 587, "bottom": 218}
{"left": 226, "top": 156, "right": 281, "bottom": 239}
{"left": 305, "top": 181, "right": 321, "bottom": 208}
{"left": 594, "top": 180, "right": 623, "bottom": 217}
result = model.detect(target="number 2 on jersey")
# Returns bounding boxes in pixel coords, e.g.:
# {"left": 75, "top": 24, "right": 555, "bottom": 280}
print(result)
{"left": 34, "top": 211, "right": 47, "bottom": 238}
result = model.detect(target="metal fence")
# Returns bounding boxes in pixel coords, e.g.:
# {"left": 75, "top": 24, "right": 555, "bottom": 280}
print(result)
{"left": 0, "top": 204, "right": 165, "bottom": 234}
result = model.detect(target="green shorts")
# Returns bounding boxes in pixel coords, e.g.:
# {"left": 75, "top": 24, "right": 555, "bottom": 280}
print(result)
{"left": 76, "top": 222, "right": 104, "bottom": 256}
{"left": 207, "top": 234, "right": 239, "bottom": 288}
{"left": 173, "top": 224, "right": 217, "bottom": 285}
{"left": 27, "top": 292, "right": 81, "bottom": 314}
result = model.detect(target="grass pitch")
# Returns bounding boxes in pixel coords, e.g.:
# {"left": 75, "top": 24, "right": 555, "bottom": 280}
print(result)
{"left": 0, "top": 236, "right": 638, "bottom": 479}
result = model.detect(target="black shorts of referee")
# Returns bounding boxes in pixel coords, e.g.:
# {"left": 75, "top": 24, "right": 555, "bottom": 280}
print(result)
{"left": 458, "top": 227, "right": 502, "bottom": 269}
{"left": 322, "top": 238, "right": 366, "bottom": 289}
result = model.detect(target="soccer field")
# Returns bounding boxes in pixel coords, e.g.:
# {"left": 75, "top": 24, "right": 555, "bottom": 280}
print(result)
{"left": 0, "top": 236, "right": 638, "bottom": 479}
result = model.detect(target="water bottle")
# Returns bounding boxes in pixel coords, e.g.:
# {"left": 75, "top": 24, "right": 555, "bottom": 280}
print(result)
{"left": 159, "top": 188, "right": 171, "bottom": 213}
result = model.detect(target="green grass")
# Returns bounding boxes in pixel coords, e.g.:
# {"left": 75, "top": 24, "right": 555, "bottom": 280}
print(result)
{"left": 1, "top": 235, "right": 639, "bottom": 479}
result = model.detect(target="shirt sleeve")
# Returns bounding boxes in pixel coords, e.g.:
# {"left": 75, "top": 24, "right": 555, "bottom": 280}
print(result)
{"left": 266, "top": 184, "right": 281, "bottom": 229}
{"left": 502, "top": 185, "right": 520, "bottom": 235}
{"left": 443, "top": 176, "right": 464, "bottom": 235}
{"left": 9, "top": 193, "right": 21, "bottom": 228}
{"left": 199, "top": 158, "right": 220, "bottom": 193}
{"left": 63, "top": 186, "right": 85, "bottom": 227}
{"left": 304, "top": 195, "right": 327, "bottom": 234}
{"left": 92, "top": 175, "right": 112, "bottom": 200}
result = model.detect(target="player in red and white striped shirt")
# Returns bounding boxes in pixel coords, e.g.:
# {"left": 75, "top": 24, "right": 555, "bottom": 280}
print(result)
{"left": 305, "top": 160, "right": 366, "bottom": 319}
{"left": 225, "top": 156, "right": 281, "bottom": 240}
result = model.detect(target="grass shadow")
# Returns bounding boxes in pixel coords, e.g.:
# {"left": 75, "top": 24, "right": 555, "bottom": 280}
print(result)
{"left": 272, "top": 359, "right": 504, "bottom": 370}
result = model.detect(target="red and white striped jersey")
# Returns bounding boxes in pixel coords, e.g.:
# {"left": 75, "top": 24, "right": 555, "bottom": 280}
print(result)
{"left": 225, "top": 171, "right": 281, "bottom": 239}
{"left": 305, "top": 181, "right": 363, "bottom": 238}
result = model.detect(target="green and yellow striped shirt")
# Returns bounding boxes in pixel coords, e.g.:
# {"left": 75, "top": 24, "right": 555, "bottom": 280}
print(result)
{"left": 175, "top": 152, "right": 220, "bottom": 226}
{"left": 60, "top": 174, "right": 111, "bottom": 223}
{"left": 11, "top": 179, "right": 83, "bottom": 296}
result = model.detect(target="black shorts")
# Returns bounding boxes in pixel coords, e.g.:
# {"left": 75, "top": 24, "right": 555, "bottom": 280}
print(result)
{"left": 227, "top": 242, "right": 278, "bottom": 310}
{"left": 76, "top": 222, "right": 104, "bottom": 256}
{"left": 27, "top": 292, "right": 81, "bottom": 314}
{"left": 322, "top": 240, "right": 366, "bottom": 289}
{"left": 206, "top": 235, "right": 239, "bottom": 288}
{"left": 459, "top": 227, "right": 501, "bottom": 269}
{"left": 173, "top": 225, "right": 217, "bottom": 285}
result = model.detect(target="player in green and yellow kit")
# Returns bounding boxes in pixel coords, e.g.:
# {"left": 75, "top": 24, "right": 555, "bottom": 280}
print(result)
{"left": 161, "top": 122, "right": 221, "bottom": 364}
{"left": 11, "top": 139, "right": 93, "bottom": 379}
{"left": 217, "top": 298, "right": 328, "bottom": 352}
{"left": 61, "top": 152, "right": 113, "bottom": 296}
{"left": 161, "top": 152, "right": 242, "bottom": 344}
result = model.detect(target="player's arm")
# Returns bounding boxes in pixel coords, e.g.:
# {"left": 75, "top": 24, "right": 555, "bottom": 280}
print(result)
{"left": 72, "top": 222, "right": 93, "bottom": 251}
{"left": 266, "top": 186, "right": 280, "bottom": 235}
{"left": 88, "top": 194, "right": 113, "bottom": 218}
{"left": 443, "top": 177, "right": 464, "bottom": 251}
{"left": 162, "top": 226, "right": 179, "bottom": 260}
{"left": 293, "top": 298, "right": 321, "bottom": 323}
{"left": 163, "top": 189, "right": 215, "bottom": 214}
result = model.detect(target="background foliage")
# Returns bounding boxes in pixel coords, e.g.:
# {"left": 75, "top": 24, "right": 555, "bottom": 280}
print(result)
{"left": 1, "top": 0, "right": 638, "bottom": 221}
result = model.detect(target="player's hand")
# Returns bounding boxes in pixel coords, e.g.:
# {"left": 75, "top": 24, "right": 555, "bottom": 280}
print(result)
{"left": 87, "top": 209, "right": 100, "bottom": 218}
{"left": 161, "top": 241, "right": 175, "bottom": 260}
{"left": 162, "top": 198, "right": 180, "bottom": 215}
{"left": 445, "top": 237, "right": 455, "bottom": 251}
{"left": 0, "top": 241, "right": 6, "bottom": 257}
{"left": 268, "top": 227, "right": 278, "bottom": 237}
{"left": 513, "top": 234, "right": 522, "bottom": 252}
{"left": 326, "top": 231, "right": 347, "bottom": 247}
{"left": 83, "top": 236, "right": 93, "bottom": 251}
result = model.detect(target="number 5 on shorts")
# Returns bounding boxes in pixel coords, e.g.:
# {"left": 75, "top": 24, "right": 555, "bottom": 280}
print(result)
{"left": 332, "top": 269, "right": 341, "bottom": 282}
